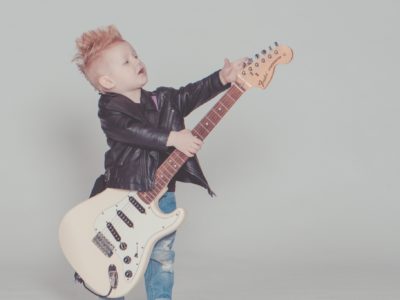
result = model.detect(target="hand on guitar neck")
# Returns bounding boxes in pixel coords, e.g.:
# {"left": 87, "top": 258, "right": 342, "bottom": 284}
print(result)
{"left": 219, "top": 57, "right": 249, "bottom": 85}
{"left": 166, "top": 129, "right": 203, "bottom": 157}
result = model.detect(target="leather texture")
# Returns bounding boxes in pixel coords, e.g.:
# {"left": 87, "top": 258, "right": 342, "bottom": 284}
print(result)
{"left": 95, "top": 69, "right": 231, "bottom": 197}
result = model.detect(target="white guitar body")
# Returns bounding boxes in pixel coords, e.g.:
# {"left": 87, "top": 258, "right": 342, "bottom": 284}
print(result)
{"left": 58, "top": 187, "right": 185, "bottom": 298}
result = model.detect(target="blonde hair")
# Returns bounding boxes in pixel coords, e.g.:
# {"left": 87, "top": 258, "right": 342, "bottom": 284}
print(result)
{"left": 72, "top": 24, "right": 125, "bottom": 92}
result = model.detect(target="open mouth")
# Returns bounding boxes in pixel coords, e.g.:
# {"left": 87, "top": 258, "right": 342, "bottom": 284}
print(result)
{"left": 138, "top": 67, "right": 145, "bottom": 75}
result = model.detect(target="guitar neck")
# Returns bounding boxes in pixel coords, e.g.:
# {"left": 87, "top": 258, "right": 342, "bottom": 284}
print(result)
{"left": 138, "top": 84, "right": 245, "bottom": 203}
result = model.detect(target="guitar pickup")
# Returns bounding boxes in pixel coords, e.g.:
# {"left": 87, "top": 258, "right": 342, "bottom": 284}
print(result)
{"left": 129, "top": 196, "right": 145, "bottom": 214}
{"left": 117, "top": 210, "right": 134, "bottom": 228}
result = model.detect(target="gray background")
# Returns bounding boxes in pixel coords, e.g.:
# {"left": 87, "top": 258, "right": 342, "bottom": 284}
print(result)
{"left": 1, "top": 0, "right": 399, "bottom": 299}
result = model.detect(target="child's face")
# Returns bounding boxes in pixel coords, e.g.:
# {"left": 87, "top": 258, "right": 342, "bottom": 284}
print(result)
{"left": 98, "top": 40, "right": 148, "bottom": 93}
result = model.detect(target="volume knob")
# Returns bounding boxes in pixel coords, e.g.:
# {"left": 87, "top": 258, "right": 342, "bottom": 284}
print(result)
{"left": 125, "top": 270, "right": 133, "bottom": 278}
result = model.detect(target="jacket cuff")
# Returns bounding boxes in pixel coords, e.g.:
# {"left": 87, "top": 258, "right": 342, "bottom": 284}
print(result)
{"left": 152, "top": 128, "right": 171, "bottom": 151}
{"left": 212, "top": 69, "right": 232, "bottom": 92}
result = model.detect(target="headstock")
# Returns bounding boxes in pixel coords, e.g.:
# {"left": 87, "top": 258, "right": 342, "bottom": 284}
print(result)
{"left": 235, "top": 42, "right": 293, "bottom": 91}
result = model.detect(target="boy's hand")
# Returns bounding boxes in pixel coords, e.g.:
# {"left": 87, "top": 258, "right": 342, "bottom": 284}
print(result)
{"left": 166, "top": 129, "right": 203, "bottom": 157}
{"left": 219, "top": 57, "right": 248, "bottom": 85}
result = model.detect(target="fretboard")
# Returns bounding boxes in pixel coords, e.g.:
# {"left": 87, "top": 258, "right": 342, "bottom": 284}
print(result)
{"left": 138, "top": 84, "right": 244, "bottom": 204}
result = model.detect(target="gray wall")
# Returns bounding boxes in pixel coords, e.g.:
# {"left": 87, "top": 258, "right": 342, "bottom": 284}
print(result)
{"left": 1, "top": 0, "right": 399, "bottom": 299}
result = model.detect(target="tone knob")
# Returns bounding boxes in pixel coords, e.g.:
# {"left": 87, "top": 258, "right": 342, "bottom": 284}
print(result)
{"left": 124, "top": 256, "right": 132, "bottom": 264}
{"left": 120, "top": 242, "right": 127, "bottom": 250}
{"left": 125, "top": 270, "right": 133, "bottom": 278}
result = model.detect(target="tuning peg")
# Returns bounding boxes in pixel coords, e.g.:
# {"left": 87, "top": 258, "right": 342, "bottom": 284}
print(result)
{"left": 255, "top": 53, "right": 260, "bottom": 59}
{"left": 247, "top": 58, "right": 253, "bottom": 64}
{"left": 269, "top": 45, "right": 273, "bottom": 51}
{"left": 261, "top": 49, "right": 267, "bottom": 55}
{"left": 274, "top": 41, "right": 279, "bottom": 46}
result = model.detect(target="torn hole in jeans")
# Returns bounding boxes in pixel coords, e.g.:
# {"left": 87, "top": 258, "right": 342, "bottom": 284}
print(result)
{"left": 150, "top": 248, "right": 175, "bottom": 272}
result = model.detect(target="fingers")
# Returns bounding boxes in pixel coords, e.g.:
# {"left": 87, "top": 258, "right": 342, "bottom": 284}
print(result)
{"left": 176, "top": 129, "right": 203, "bottom": 157}
{"left": 225, "top": 57, "right": 251, "bottom": 68}
{"left": 239, "top": 57, "right": 249, "bottom": 68}
{"left": 227, "top": 57, "right": 248, "bottom": 69}
{"left": 182, "top": 144, "right": 200, "bottom": 157}
{"left": 184, "top": 150, "right": 194, "bottom": 157}
{"left": 193, "top": 137, "right": 203, "bottom": 146}
{"left": 187, "top": 139, "right": 202, "bottom": 156}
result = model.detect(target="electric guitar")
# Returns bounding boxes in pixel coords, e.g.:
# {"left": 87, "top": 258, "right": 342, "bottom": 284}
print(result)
{"left": 58, "top": 42, "right": 293, "bottom": 298}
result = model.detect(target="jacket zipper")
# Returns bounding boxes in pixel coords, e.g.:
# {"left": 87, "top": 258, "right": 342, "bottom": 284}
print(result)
{"left": 166, "top": 108, "right": 175, "bottom": 127}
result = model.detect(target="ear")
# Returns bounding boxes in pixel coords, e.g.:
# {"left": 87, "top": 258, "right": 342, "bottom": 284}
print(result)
{"left": 98, "top": 75, "right": 116, "bottom": 90}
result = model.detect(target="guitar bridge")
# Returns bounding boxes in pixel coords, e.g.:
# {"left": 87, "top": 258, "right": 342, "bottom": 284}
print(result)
{"left": 92, "top": 231, "right": 114, "bottom": 257}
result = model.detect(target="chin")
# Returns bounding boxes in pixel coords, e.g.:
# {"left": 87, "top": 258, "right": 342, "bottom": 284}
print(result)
{"left": 141, "top": 76, "right": 149, "bottom": 86}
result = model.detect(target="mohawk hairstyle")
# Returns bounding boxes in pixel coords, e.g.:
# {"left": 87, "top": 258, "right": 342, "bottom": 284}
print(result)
{"left": 71, "top": 24, "right": 125, "bottom": 91}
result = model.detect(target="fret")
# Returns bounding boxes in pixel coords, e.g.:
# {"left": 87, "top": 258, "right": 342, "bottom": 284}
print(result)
{"left": 216, "top": 100, "right": 228, "bottom": 110}
{"left": 172, "top": 154, "right": 185, "bottom": 164}
{"left": 200, "top": 124, "right": 210, "bottom": 137}
{"left": 221, "top": 96, "right": 236, "bottom": 109}
{"left": 147, "top": 190, "right": 157, "bottom": 199}
{"left": 176, "top": 151, "right": 187, "bottom": 161}
{"left": 216, "top": 104, "right": 227, "bottom": 115}
{"left": 192, "top": 128, "right": 204, "bottom": 140}
{"left": 197, "top": 122, "right": 211, "bottom": 135}
{"left": 219, "top": 101, "right": 229, "bottom": 110}
{"left": 156, "top": 174, "right": 167, "bottom": 185}
{"left": 207, "top": 110, "right": 220, "bottom": 123}
{"left": 155, "top": 182, "right": 164, "bottom": 191}
{"left": 167, "top": 162, "right": 177, "bottom": 174}
{"left": 139, "top": 192, "right": 151, "bottom": 204}
{"left": 225, "top": 94, "right": 236, "bottom": 103}
{"left": 213, "top": 105, "right": 226, "bottom": 118}
{"left": 160, "top": 165, "right": 174, "bottom": 177}
{"left": 193, "top": 126, "right": 208, "bottom": 140}
{"left": 167, "top": 158, "right": 179, "bottom": 169}
{"left": 156, "top": 170, "right": 166, "bottom": 179}
{"left": 197, "top": 122, "right": 210, "bottom": 136}
{"left": 157, "top": 173, "right": 168, "bottom": 185}
{"left": 205, "top": 113, "right": 218, "bottom": 126}
{"left": 166, "top": 159, "right": 176, "bottom": 170}
{"left": 204, "top": 115, "right": 216, "bottom": 127}
{"left": 152, "top": 185, "right": 161, "bottom": 195}
{"left": 231, "top": 85, "right": 244, "bottom": 99}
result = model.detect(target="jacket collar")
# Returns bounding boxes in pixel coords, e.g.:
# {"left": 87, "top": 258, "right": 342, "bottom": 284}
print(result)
{"left": 99, "top": 89, "right": 158, "bottom": 113}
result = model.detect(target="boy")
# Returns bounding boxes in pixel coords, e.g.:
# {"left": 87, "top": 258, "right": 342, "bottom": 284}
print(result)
{"left": 72, "top": 24, "right": 246, "bottom": 300}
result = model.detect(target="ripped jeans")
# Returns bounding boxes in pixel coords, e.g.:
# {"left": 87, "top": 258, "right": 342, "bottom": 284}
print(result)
{"left": 99, "top": 191, "right": 177, "bottom": 300}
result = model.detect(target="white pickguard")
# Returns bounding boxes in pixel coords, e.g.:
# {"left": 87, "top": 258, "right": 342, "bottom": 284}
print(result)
{"left": 59, "top": 187, "right": 185, "bottom": 298}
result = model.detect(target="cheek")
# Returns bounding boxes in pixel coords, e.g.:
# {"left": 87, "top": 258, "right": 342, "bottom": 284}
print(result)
{"left": 122, "top": 69, "right": 136, "bottom": 81}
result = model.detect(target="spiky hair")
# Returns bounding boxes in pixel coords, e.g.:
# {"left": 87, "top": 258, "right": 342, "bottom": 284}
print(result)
{"left": 72, "top": 24, "right": 125, "bottom": 91}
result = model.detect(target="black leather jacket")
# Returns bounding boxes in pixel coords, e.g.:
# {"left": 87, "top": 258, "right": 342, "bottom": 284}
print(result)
{"left": 95, "top": 69, "right": 231, "bottom": 197}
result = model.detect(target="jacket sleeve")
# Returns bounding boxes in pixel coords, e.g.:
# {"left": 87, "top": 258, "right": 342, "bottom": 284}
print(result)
{"left": 99, "top": 109, "right": 170, "bottom": 151}
{"left": 168, "top": 69, "right": 231, "bottom": 117}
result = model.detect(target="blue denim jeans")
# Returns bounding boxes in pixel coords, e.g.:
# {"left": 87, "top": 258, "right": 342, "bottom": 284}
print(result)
{"left": 99, "top": 191, "right": 177, "bottom": 300}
